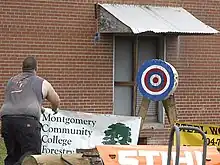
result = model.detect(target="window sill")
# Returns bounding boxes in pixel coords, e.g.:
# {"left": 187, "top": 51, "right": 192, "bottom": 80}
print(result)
{"left": 142, "top": 122, "right": 165, "bottom": 130}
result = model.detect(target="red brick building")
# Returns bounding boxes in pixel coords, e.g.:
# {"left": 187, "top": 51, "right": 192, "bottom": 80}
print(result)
{"left": 1, "top": 0, "right": 220, "bottom": 145}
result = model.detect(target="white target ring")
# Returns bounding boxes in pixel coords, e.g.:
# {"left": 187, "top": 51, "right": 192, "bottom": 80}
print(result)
{"left": 150, "top": 74, "right": 161, "bottom": 87}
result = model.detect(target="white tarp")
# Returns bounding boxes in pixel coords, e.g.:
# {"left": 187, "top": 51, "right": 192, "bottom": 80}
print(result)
{"left": 40, "top": 108, "right": 141, "bottom": 155}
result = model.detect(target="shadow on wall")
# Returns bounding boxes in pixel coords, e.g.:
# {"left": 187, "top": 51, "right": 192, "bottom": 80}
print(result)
{"left": 138, "top": 137, "right": 148, "bottom": 145}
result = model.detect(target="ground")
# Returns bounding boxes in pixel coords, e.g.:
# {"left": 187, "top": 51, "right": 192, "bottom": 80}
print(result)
{"left": 0, "top": 138, "right": 6, "bottom": 165}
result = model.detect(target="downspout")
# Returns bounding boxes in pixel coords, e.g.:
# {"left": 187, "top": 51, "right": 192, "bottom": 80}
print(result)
{"left": 163, "top": 35, "right": 167, "bottom": 61}
{"left": 162, "top": 35, "right": 167, "bottom": 124}
{"left": 112, "top": 34, "right": 115, "bottom": 115}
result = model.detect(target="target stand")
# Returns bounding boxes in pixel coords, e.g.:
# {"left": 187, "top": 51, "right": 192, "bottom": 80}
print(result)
{"left": 136, "top": 59, "right": 179, "bottom": 129}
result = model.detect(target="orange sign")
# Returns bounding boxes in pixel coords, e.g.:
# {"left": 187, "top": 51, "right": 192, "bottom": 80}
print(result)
{"left": 96, "top": 145, "right": 220, "bottom": 165}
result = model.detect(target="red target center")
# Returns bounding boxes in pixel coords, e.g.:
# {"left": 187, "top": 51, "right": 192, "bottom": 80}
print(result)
{"left": 153, "top": 77, "right": 158, "bottom": 83}
{"left": 144, "top": 68, "right": 167, "bottom": 92}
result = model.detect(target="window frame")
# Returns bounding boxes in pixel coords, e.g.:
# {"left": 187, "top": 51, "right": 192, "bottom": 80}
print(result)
{"left": 113, "top": 33, "right": 166, "bottom": 127}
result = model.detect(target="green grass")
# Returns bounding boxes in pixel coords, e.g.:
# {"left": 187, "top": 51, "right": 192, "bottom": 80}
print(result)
{"left": 0, "top": 138, "right": 6, "bottom": 165}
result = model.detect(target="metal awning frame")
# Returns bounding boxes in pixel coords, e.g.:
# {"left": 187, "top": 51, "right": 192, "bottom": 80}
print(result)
{"left": 95, "top": 3, "right": 219, "bottom": 36}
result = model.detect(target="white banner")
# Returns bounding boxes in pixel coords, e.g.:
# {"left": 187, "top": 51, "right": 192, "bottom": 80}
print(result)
{"left": 40, "top": 108, "right": 141, "bottom": 155}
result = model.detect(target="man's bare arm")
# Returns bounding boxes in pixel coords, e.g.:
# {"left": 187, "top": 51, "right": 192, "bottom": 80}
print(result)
{"left": 42, "top": 80, "right": 60, "bottom": 112}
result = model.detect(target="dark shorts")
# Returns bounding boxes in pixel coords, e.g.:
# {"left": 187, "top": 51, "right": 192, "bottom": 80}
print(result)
{"left": 1, "top": 115, "right": 42, "bottom": 165}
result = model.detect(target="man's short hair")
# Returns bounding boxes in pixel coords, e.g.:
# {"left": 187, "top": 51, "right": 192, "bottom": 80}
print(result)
{"left": 22, "top": 56, "right": 37, "bottom": 72}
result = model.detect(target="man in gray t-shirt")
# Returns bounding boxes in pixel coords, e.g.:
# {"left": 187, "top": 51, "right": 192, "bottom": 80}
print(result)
{"left": 0, "top": 56, "right": 60, "bottom": 165}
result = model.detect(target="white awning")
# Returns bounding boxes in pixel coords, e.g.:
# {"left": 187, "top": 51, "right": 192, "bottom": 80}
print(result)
{"left": 98, "top": 3, "right": 219, "bottom": 34}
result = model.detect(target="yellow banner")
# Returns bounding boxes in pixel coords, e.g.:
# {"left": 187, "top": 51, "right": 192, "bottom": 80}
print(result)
{"left": 174, "top": 122, "right": 220, "bottom": 149}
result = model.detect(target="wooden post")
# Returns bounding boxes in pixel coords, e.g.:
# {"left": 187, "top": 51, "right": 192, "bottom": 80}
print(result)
{"left": 137, "top": 97, "right": 150, "bottom": 131}
{"left": 162, "top": 94, "right": 177, "bottom": 125}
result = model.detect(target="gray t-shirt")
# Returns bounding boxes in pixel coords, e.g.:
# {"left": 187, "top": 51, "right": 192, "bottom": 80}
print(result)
{"left": 0, "top": 71, "right": 44, "bottom": 120}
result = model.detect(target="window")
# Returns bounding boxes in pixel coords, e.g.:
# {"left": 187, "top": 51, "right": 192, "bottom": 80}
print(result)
{"left": 113, "top": 35, "right": 164, "bottom": 124}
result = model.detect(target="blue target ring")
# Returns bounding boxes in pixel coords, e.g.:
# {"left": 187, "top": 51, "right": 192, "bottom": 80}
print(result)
{"left": 136, "top": 59, "right": 175, "bottom": 101}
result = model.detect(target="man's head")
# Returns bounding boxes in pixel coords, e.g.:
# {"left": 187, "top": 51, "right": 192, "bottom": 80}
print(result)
{"left": 22, "top": 56, "right": 37, "bottom": 72}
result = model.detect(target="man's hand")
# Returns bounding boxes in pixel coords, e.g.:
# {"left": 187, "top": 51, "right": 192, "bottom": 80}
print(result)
{"left": 52, "top": 108, "right": 58, "bottom": 115}
{"left": 41, "top": 107, "right": 45, "bottom": 114}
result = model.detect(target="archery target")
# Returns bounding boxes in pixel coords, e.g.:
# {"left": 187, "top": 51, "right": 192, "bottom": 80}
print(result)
{"left": 137, "top": 59, "right": 179, "bottom": 101}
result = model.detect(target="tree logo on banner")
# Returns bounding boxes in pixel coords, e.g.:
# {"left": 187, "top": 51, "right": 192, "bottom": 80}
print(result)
{"left": 102, "top": 123, "right": 132, "bottom": 145}
{"left": 136, "top": 59, "right": 179, "bottom": 101}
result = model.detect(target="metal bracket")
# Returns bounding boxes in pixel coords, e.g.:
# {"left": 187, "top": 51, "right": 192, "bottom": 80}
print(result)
{"left": 167, "top": 125, "right": 207, "bottom": 165}
{"left": 167, "top": 125, "right": 180, "bottom": 165}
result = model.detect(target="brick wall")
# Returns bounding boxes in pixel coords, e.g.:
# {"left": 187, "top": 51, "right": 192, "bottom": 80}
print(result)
{"left": 1, "top": 0, "right": 220, "bottom": 145}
